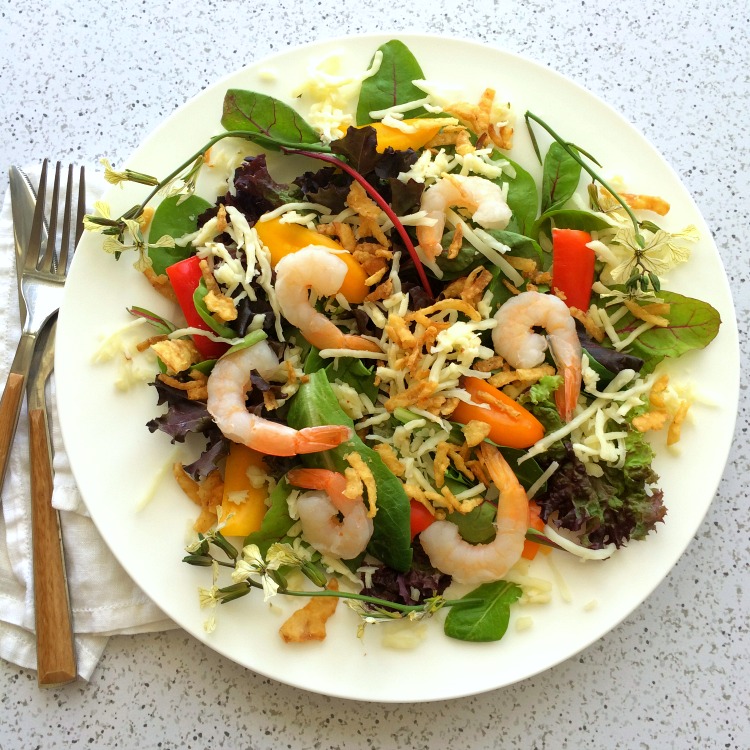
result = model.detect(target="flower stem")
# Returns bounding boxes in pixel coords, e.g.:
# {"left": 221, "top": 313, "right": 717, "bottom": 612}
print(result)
{"left": 281, "top": 587, "right": 479, "bottom": 613}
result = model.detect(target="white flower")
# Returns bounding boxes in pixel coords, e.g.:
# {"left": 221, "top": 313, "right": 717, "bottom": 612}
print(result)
{"left": 241, "top": 544, "right": 265, "bottom": 568}
{"left": 198, "top": 585, "right": 220, "bottom": 609}
{"left": 265, "top": 542, "right": 306, "bottom": 570}
{"left": 231, "top": 559, "right": 256, "bottom": 584}
{"left": 600, "top": 224, "right": 698, "bottom": 286}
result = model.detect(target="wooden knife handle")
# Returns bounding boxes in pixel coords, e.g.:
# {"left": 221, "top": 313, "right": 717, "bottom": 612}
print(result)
{"left": 29, "top": 406, "right": 77, "bottom": 687}
{"left": 0, "top": 371, "right": 26, "bottom": 488}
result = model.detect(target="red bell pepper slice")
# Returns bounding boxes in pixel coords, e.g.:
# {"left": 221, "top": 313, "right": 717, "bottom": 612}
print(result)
{"left": 551, "top": 228, "right": 595, "bottom": 311}
{"left": 165, "top": 256, "right": 228, "bottom": 360}
{"left": 409, "top": 499, "right": 435, "bottom": 540}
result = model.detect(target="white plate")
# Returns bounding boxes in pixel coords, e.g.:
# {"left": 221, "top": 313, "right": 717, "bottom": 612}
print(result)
{"left": 56, "top": 34, "right": 739, "bottom": 702}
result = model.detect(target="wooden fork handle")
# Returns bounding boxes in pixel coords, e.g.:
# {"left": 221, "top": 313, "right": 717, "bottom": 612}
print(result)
{"left": 29, "top": 406, "right": 77, "bottom": 686}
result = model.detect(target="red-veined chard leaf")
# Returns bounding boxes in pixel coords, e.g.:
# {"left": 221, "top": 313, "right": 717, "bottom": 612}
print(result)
{"left": 221, "top": 89, "right": 322, "bottom": 150}
{"left": 541, "top": 142, "right": 582, "bottom": 214}
{"left": 444, "top": 581, "right": 522, "bottom": 642}
{"left": 356, "top": 40, "right": 428, "bottom": 125}
{"left": 613, "top": 290, "right": 721, "bottom": 374}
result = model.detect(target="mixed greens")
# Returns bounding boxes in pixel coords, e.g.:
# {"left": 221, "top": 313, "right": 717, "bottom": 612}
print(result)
{"left": 87, "top": 39, "right": 721, "bottom": 645}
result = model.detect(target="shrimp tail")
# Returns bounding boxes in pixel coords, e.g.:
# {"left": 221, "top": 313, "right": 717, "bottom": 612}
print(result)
{"left": 294, "top": 425, "right": 351, "bottom": 454}
{"left": 555, "top": 363, "right": 581, "bottom": 422}
{"left": 340, "top": 334, "right": 382, "bottom": 353}
{"left": 287, "top": 468, "right": 338, "bottom": 491}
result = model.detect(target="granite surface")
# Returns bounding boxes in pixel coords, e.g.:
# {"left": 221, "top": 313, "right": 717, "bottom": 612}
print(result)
{"left": 0, "top": 1, "right": 748, "bottom": 748}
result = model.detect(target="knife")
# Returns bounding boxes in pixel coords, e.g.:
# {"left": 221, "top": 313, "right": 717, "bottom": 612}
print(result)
{"left": 9, "top": 166, "right": 48, "bottom": 322}
{"left": 27, "top": 314, "right": 77, "bottom": 686}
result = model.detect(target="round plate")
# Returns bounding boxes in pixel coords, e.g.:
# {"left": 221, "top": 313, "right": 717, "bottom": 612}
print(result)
{"left": 56, "top": 34, "right": 739, "bottom": 702}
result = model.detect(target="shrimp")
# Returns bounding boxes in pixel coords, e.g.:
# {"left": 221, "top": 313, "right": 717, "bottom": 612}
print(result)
{"left": 288, "top": 468, "right": 374, "bottom": 560}
{"left": 274, "top": 246, "right": 381, "bottom": 352}
{"left": 419, "top": 443, "right": 527, "bottom": 584}
{"left": 492, "top": 290, "right": 582, "bottom": 422}
{"left": 416, "top": 174, "right": 512, "bottom": 260}
{"left": 206, "top": 340, "right": 350, "bottom": 456}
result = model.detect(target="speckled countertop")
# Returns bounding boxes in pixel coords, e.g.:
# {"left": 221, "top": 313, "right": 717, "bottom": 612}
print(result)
{"left": 0, "top": 1, "right": 748, "bottom": 748}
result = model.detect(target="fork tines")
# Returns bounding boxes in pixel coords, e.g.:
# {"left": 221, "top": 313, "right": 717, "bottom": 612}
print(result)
{"left": 31, "top": 160, "right": 86, "bottom": 277}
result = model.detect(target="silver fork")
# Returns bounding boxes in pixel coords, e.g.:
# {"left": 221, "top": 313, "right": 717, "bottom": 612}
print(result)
{"left": 0, "top": 160, "right": 85, "bottom": 491}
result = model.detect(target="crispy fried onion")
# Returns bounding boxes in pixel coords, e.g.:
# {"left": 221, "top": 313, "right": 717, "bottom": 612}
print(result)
{"left": 631, "top": 373, "right": 691, "bottom": 446}
{"left": 344, "top": 452, "right": 378, "bottom": 518}
{"left": 173, "top": 465, "right": 223, "bottom": 532}
{"left": 445, "top": 88, "right": 513, "bottom": 150}
{"left": 279, "top": 579, "right": 339, "bottom": 643}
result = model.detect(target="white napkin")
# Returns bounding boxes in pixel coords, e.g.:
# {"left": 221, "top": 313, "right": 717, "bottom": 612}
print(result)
{"left": 0, "top": 165, "right": 175, "bottom": 681}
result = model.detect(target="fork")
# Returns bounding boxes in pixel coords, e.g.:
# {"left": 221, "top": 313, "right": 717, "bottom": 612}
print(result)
{"left": 0, "top": 160, "right": 84, "bottom": 491}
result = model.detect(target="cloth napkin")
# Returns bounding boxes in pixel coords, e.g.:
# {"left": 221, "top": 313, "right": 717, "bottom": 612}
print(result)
{"left": 0, "top": 165, "right": 175, "bottom": 681}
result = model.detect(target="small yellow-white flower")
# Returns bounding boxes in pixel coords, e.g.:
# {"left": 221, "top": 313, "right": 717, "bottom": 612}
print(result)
{"left": 600, "top": 224, "right": 698, "bottom": 286}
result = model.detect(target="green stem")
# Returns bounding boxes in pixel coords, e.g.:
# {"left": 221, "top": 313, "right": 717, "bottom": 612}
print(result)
{"left": 119, "top": 130, "right": 332, "bottom": 221}
{"left": 281, "top": 587, "right": 480, "bottom": 614}
{"left": 524, "top": 111, "right": 645, "bottom": 245}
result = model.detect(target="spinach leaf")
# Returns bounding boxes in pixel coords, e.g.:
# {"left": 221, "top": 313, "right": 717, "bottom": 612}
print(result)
{"left": 324, "top": 358, "right": 379, "bottom": 403}
{"left": 533, "top": 208, "right": 612, "bottom": 241}
{"left": 356, "top": 40, "right": 427, "bottom": 125}
{"left": 243, "top": 478, "right": 295, "bottom": 555}
{"left": 221, "top": 89, "right": 321, "bottom": 150}
{"left": 541, "top": 142, "right": 582, "bottom": 214}
{"left": 612, "top": 290, "right": 721, "bottom": 373}
{"left": 436, "top": 229, "right": 545, "bottom": 281}
{"left": 447, "top": 502, "right": 497, "bottom": 544}
{"left": 304, "top": 348, "right": 379, "bottom": 402}
{"left": 500, "top": 156, "right": 539, "bottom": 237}
{"left": 148, "top": 194, "right": 211, "bottom": 275}
{"left": 287, "top": 370, "right": 412, "bottom": 571}
{"left": 444, "top": 581, "right": 522, "bottom": 642}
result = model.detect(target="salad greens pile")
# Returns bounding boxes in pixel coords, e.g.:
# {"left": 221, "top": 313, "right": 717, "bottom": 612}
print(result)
{"left": 86, "top": 39, "right": 721, "bottom": 645}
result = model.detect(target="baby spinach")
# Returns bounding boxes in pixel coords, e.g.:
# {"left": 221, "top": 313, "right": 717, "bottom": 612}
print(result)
{"left": 243, "top": 478, "right": 295, "bottom": 555}
{"left": 221, "top": 89, "right": 322, "bottom": 150}
{"left": 533, "top": 208, "right": 612, "bottom": 241}
{"left": 541, "top": 142, "right": 582, "bottom": 214}
{"left": 287, "top": 370, "right": 412, "bottom": 571}
{"left": 444, "top": 580, "right": 522, "bottom": 642}
{"left": 613, "top": 290, "right": 722, "bottom": 373}
{"left": 356, "top": 40, "right": 428, "bottom": 125}
{"left": 499, "top": 156, "right": 539, "bottom": 237}
{"left": 148, "top": 194, "right": 212, "bottom": 275}
{"left": 304, "top": 347, "right": 379, "bottom": 402}
{"left": 437, "top": 229, "right": 545, "bottom": 281}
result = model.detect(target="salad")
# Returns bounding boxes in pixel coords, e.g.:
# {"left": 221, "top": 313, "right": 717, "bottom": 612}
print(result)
{"left": 86, "top": 39, "right": 721, "bottom": 645}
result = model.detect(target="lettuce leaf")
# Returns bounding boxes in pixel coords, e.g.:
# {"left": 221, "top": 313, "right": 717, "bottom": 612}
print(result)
{"left": 525, "top": 378, "right": 666, "bottom": 548}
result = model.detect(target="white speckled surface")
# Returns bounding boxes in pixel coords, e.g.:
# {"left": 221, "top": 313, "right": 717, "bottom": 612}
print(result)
{"left": 0, "top": 1, "right": 748, "bottom": 747}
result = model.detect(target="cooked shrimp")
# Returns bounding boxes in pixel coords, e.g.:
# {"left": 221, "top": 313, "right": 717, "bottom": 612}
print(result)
{"left": 288, "top": 468, "right": 374, "bottom": 560}
{"left": 274, "top": 246, "right": 381, "bottom": 352}
{"left": 492, "top": 290, "right": 582, "bottom": 422}
{"left": 416, "top": 174, "right": 512, "bottom": 260}
{"left": 419, "top": 443, "right": 527, "bottom": 584}
{"left": 207, "top": 340, "right": 350, "bottom": 456}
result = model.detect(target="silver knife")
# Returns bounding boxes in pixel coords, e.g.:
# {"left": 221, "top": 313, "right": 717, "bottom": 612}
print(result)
{"left": 27, "top": 314, "right": 77, "bottom": 686}
{"left": 9, "top": 166, "right": 48, "bottom": 323}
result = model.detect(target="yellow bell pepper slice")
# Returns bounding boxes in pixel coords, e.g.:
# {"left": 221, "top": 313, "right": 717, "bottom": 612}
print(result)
{"left": 366, "top": 118, "right": 444, "bottom": 153}
{"left": 220, "top": 444, "right": 269, "bottom": 537}
{"left": 255, "top": 218, "right": 369, "bottom": 304}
